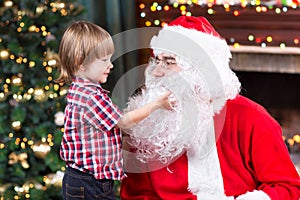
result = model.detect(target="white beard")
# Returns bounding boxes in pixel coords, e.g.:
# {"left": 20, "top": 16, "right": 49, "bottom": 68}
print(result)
{"left": 125, "top": 63, "right": 216, "bottom": 165}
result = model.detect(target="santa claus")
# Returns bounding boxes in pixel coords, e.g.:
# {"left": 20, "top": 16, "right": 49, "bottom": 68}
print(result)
{"left": 120, "top": 16, "right": 300, "bottom": 200}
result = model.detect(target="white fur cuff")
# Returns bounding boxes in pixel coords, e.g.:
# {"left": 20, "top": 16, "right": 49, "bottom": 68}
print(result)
{"left": 235, "top": 190, "right": 271, "bottom": 200}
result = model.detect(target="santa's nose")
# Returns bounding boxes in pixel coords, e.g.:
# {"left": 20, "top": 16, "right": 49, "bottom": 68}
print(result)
{"left": 152, "top": 62, "right": 165, "bottom": 77}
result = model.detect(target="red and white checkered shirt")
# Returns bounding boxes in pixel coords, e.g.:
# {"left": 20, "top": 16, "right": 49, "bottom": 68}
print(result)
{"left": 60, "top": 77, "right": 125, "bottom": 180}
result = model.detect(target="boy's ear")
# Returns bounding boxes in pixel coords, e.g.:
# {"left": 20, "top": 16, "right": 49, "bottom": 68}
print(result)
{"left": 79, "top": 64, "right": 86, "bottom": 71}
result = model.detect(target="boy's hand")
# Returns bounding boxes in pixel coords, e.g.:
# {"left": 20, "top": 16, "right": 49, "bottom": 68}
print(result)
{"left": 156, "top": 91, "right": 175, "bottom": 110}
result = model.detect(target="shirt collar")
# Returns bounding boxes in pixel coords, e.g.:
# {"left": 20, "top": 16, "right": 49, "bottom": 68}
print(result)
{"left": 73, "top": 76, "right": 110, "bottom": 94}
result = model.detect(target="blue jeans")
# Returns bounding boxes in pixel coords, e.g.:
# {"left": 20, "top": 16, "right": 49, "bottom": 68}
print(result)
{"left": 62, "top": 167, "right": 116, "bottom": 200}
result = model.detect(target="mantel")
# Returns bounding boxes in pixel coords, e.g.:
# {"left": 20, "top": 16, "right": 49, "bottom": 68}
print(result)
{"left": 230, "top": 45, "right": 300, "bottom": 55}
{"left": 230, "top": 45, "right": 300, "bottom": 74}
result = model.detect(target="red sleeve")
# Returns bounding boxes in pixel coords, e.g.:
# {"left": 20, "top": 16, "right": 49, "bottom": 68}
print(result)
{"left": 219, "top": 96, "right": 300, "bottom": 199}
{"left": 250, "top": 109, "right": 300, "bottom": 200}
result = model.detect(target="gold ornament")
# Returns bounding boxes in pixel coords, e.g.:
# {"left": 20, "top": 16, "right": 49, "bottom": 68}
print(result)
{"left": 45, "top": 49, "right": 59, "bottom": 67}
{"left": 33, "top": 88, "right": 47, "bottom": 102}
{"left": 0, "top": 183, "right": 12, "bottom": 194}
{"left": 28, "top": 25, "right": 37, "bottom": 32}
{"left": 8, "top": 152, "right": 30, "bottom": 169}
{"left": 11, "top": 120, "right": 22, "bottom": 131}
{"left": 32, "top": 141, "right": 51, "bottom": 159}
{"left": 22, "top": 179, "right": 43, "bottom": 193}
{"left": 11, "top": 74, "right": 23, "bottom": 86}
{"left": 44, "top": 171, "right": 64, "bottom": 187}
{"left": 36, "top": 5, "right": 45, "bottom": 14}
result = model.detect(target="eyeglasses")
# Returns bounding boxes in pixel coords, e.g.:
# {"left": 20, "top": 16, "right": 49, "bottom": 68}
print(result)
{"left": 148, "top": 56, "right": 177, "bottom": 69}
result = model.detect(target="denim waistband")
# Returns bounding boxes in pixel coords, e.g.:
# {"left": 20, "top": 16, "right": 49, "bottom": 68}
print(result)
{"left": 65, "top": 167, "right": 93, "bottom": 179}
{"left": 65, "top": 167, "right": 113, "bottom": 182}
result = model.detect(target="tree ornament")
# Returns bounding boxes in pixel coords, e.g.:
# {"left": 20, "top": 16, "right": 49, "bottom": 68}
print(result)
{"left": 44, "top": 171, "right": 64, "bottom": 187}
{"left": 54, "top": 111, "right": 64, "bottom": 126}
{"left": 22, "top": 179, "right": 43, "bottom": 192}
{"left": 11, "top": 120, "right": 22, "bottom": 131}
{"left": 11, "top": 74, "right": 23, "bottom": 86}
{"left": 32, "top": 141, "right": 51, "bottom": 159}
{"left": 45, "top": 34, "right": 56, "bottom": 43}
{"left": 8, "top": 152, "right": 30, "bottom": 169}
{"left": 0, "top": 183, "right": 12, "bottom": 194}
{"left": 0, "top": 92, "right": 8, "bottom": 101}
{"left": 36, "top": 5, "right": 46, "bottom": 15}
{"left": 9, "top": 98, "right": 19, "bottom": 106}
{"left": 45, "top": 49, "right": 59, "bottom": 67}
{"left": 33, "top": 88, "right": 47, "bottom": 102}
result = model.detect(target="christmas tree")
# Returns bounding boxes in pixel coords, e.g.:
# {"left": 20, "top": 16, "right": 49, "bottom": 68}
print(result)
{"left": 0, "top": 0, "right": 84, "bottom": 199}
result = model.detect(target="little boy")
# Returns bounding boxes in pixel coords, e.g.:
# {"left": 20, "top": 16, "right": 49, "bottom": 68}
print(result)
{"left": 56, "top": 21, "right": 171, "bottom": 200}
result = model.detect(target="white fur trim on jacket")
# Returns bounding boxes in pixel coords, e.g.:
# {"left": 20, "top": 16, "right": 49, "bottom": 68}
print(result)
{"left": 236, "top": 190, "right": 271, "bottom": 200}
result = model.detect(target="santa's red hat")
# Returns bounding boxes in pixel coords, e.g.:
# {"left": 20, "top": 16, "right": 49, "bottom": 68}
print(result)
{"left": 150, "top": 16, "right": 240, "bottom": 113}
{"left": 168, "top": 16, "right": 221, "bottom": 38}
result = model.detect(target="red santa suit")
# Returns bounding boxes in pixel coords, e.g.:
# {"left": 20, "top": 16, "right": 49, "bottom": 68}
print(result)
{"left": 120, "top": 16, "right": 300, "bottom": 200}
{"left": 121, "top": 95, "right": 300, "bottom": 200}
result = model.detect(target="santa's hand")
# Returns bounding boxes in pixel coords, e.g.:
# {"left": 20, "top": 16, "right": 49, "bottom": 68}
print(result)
{"left": 235, "top": 190, "right": 271, "bottom": 200}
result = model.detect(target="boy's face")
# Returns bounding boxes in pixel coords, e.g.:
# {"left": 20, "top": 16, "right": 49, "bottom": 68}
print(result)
{"left": 83, "top": 54, "right": 113, "bottom": 83}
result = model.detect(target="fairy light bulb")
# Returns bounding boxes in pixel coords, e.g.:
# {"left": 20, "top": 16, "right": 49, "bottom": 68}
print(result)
{"left": 150, "top": 5, "right": 156, "bottom": 11}
{"left": 48, "top": 59, "right": 57, "bottom": 66}
{"left": 139, "top": 3, "right": 145, "bottom": 9}
{"left": 36, "top": 5, "right": 45, "bottom": 14}
{"left": 0, "top": 49, "right": 9, "bottom": 60}
{"left": 207, "top": 8, "right": 214, "bottom": 14}
{"left": 233, "top": 10, "right": 239, "bottom": 16}
{"left": 233, "top": 43, "right": 240, "bottom": 48}
{"left": 280, "top": 43, "right": 286, "bottom": 48}
{"left": 248, "top": 35, "right": 254, "bottom": 41}
{"left": 154, "top": 20, "right": 160, "bottom": 26}
{"left": 140, "top": 12, "right": 146, "bottom": 17}
{"left": 275, "top": 8, "right": 281, "bottom": 14}
{"left": 145, "top": 21, "right": 151, "bottom": 26}
{"left": 11, "top": 75, "right": 22, "bottom": 86}
{"left": 28, "top": 25, "right": 37, "bottom": 32}
{"left": 12, "top": 121, "right": 21, "bottom": 131}
{"left": 4, "top": 0, "right": 13, "bottom": 7}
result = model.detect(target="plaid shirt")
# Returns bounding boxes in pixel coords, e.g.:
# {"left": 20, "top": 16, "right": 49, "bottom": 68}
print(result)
{"left": 60, "top": 77, "right": 124, "bottom": 180}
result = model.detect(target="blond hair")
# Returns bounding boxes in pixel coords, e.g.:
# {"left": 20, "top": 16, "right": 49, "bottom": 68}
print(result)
{"left": 56, "top": 21, "right": 114, "bottom": 83}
